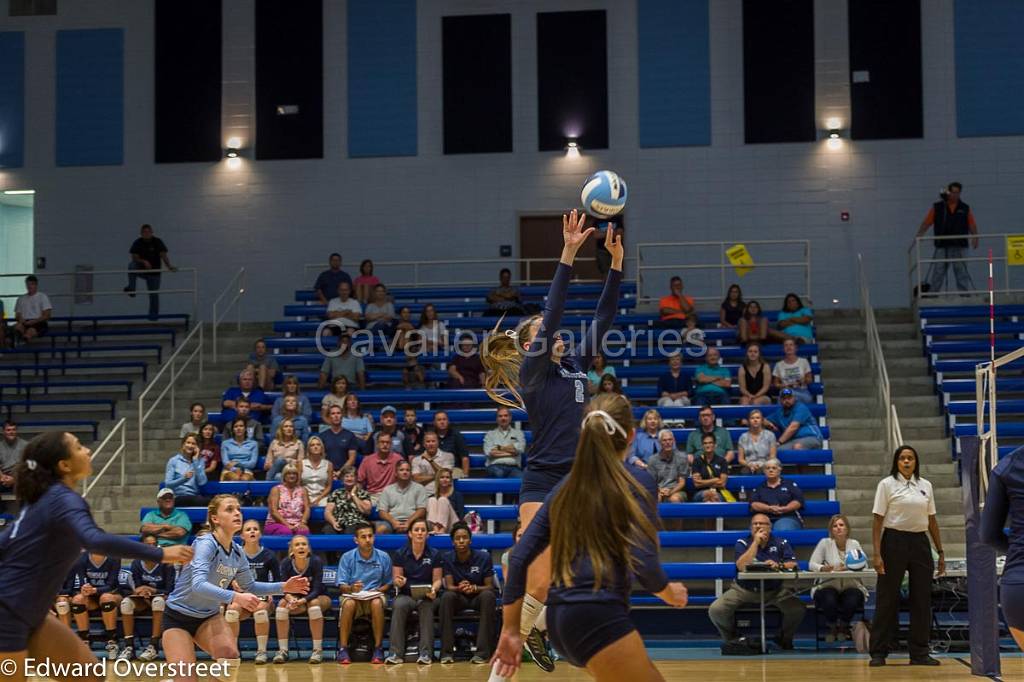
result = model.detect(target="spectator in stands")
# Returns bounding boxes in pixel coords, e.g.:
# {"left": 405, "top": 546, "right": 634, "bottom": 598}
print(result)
{"left": 313, "top": 252, "right": 353, "bottom": 306}
{"left": 439, "top": 522, "right": 497, "bottom": 664}
{"left": 197, "top": 422, "right": 221, "bottom": 479}
{"left": 738, "top": 342, "right": 772, "bottom": 406}
{"left": 656, "top": 276, "right": 697, "bottom": 329}
{"left": 485, "top": 268, "right": 525, "bottom": 316}
{"left": 693, "top": 347, "right": 732, "bottom": 406}
{"left": 685, "top": 406, "right": 735, "bottom": 464}
{"left": 402, "top": 407, "right": 425, "bottom": 460}
{"left": 247, "top": 338, "right": 279, "bottom": 391}
{"left": 376, "top": 460, "right": 429, "bottom": 534}
{"left": 0, "top": 420, "right": 28, "bottom": 493}
{"left": 720, "top": 284, "right": 745, "bottom": 329}
{"left": 318, "top": 333, "right": 366, "bottom": 391}
{"left": 179, "top": 403, "right": 206, "bottom": 439}
{"left": 448, "top": 336, "right": 486, "bottom": 389}
{"left": 809, "top": 514, "right": 869, "bottom": 642}
{"left": 915, "top": 181, "right": 979, "bottom": 293}
{"left": 163, "top": 434, "right": 208, "bottom": 506}
{"left": 265, "top": 418, "right": 305, "bottom": 480}
{"left": 629, "top": 409, "right": 664, "bottom": 463}
{"left": 750, "top": 459, "right": 805, "bottom": 531}
{"left": 319, "top": 375, "right": 349, "bottom": 422}
{"left": 221, "top": 417, "right": 258, "bottom": 481}
{"left": 773, "top": 339, "right": 813, "bottom": 404}
{"left": 270, "top": 396, "right": 311, "bottom": 444}
{"left": 766, "top": 389, "right": 823, "bottom": 450}
{"left": 326, "top": 281, "right": 363, "bottom": 334}
{"left": 364, "top": 283, "right": 396, "bottom": 335}
{"left": 265, "top": 464, "right": 311, "bottom": 536}
{"left": 412, "top": 431, "right": 459, "bottom": 486}
{"left": 221, "top": 369, "right": 270, "bottom": 423}
{"left": 430, "top": 411, "right": 470, "bottom": 475}
{"left": 708, "top": 513, "right": 803, "bottom": 649}
{"left": 324, "top": 465, "right": 373, "bottom": 535}
{"left": 221, "top": 397, "right": 265, "bottom": 449}
{"left": 272, "top": 374, "right": 313, "bottom": 420}
{"left": 343, "top": 393, "right": 374, "bottom": 453}
{"left": 387, "top": 519, "right": 443, "bottom": 665}
{"left": 357, "top": 432, "right": 404, "bottom": 501}
{"left": 395, "top": 305, "right": 417, "bottom": 347}
{"left": 777, "top": 293, "right": 814, "bottom": 343}
{"left": 319, "top": 407, "right": 358, "bottom": 471}
{"left": 737, "top": 409, "right": 777, "bottom": 474}
{"left": 301, "top": 437, "right": 332, "bottom": 508}
{"left": 483, "top": 407, "right": 525, "bottom": 478}
{"left": 140, "top": 488, "right": 192, "bottom": 545}
{"left": 691, "top": 433, "right": 730, "bottom": 502}
{"left": 335, "top": 522, "right": 392, "bottom": 664}
{"left": 657, "top": 352, "right": 691, "bottom": 407}
{"left": 124, "top": 223, "right": 176, "bottom": 319}
{"left": 371, "top": 405, "right": 405, "bottom": 457}
{"left": 586, "top": 352, "right": 617, "bottom": 395}
{"left": 418, "top": 303, "right": 448, "bottom": 355}
{"left": 738, "top": 300, "right": 769, "bottom": 345}
{"left": 427, "top": 468, "right": 466, "bottom": 535}
{"left": 354, "top": 259, "right": 381, "bottom": 304}
{"left": 13, "top": 275, "right": 52, "bottom": 343}
{"left": 596, "top": 373, "right": 623, "bottom": 395}
{"left": 647, "top": 430, "right": 690, "bottom": 503}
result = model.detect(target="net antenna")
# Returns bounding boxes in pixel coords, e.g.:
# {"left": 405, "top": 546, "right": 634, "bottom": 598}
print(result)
{"left": 975, "top": 248, "right": 1009, "bottom": 506}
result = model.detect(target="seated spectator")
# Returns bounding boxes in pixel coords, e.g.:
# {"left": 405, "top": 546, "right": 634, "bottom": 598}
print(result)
{"left": 221, "top": 369, "right": 270, "bottom": 423}
{"left": 737, "top": 409, "right": 777, "bottom": 474}
{"left": 720, "top": 284, "right": 745, "bottom": 329}
{"left": 738, "top": 342, "right": 772, "bottom": 406}
{"left": 179, "top": 402, "right": 206, "bottom": 439}
{"left": 691, "top": 433, "right": 730, "bottom": 502}
{"left": 777, "top": 293, "right": 814, "bottom": 343}
{"left": 318, "top": 333, "right": 366, "bottom": 391}
{"left": 301, "top": 438, "right": 333, "bottom": 508}
{"left": 587, "top": 352, "right": 617, "bottom": 395}
{"left": 402, "top": 407, "right": 426, "bottom": 459}
{"left": 809, "top": 514, "right": 869, "bottom": 641}
{"left": 265, "top": 418, "right": 306, "bottom": 481}
{"left": 324, "top": 465, "right": 372, "bottom": 534}
{"left": 418, "top": 304, "right": 448, "bottom": 355}
{"left": 657, "top": 352, "right": 691, "bottom": 407}
{"left": 655, "top": 276, "right": 697, "bottom": 329}
{"left": 140, "top": 488, "right": 192, "bottom": 545}
{"left": 370, "top": 405, "right": 405, "bottom": 456}
{"left": 13, "top": 275, "right": 52, "bottom": 343}
{"left": 247, "top": 338, "right": 279, "bottom": 391}
{"left": 685, "top": 406, "right": 736, "bottom": 464}
{"left": 386, "top": 519, "right": 443, "bottom": 665}
{"left": 412, "top": 432, "right": 460, "bottom": 486}
{"left": 0, "top": 420, "right": 28, "bottom": 494}
{"left": 427, "top": 468, "right": 466, "bottom": 535}
{"left": 272, "top": 375, "right": 313, "bottom": 420}
{"left": 772, "top": 339, "right": 814, "bottom": 404}
{"left": 326, "top": 281, "right": 363, "bottom": 334}
{"left": 354, "top": 258, "right": 381, "bottom": 304}
{"left": 429, "top": 411, "right": 470, "bottom": 475}
{"left": 482, "top": 407, "right": 525, "bottom": 478}
{"left": 693, "top": 347, "right": 731, "bottom": 406}
{"left": 357, "top": 433, "right": 404, "bottom": 501}
{"left": 273, "top": 535, "right": 331, "bottom": 664}
{"left": 221, "top": 417, "right": 259, "bottom": 481}
{"left": 264, "top": 465, "right": 311, "bottom": 536}
{"left": 646, "top": 430, "right": 690, "bottom": 503}
{"left": 376, "top": 461, "right": 429, "bottom": 534}
{"left": 738, "top": 300, "right": 787, "bottom": 345}
{"left": 596, "top": 373, "right": 623, "bottom": 395}
{"left": 342, "top": 393, "right": 374, "bottom": 453}
{"left": 313, "top": 252, "right": 352, "bottom": 306}
{"left": 439, "top": 522, "right": 496, "bottom": 664}
{"left": 364, "top": 283, "right": 396, "bottom": 335}
{"left": 196, "top": 422, "right": 221, "bottom": 479}
{"left": 319, "top": 375, "right": 349, "bottom": 422}
{"left": 394, "top": 305, "right": 417, "bottom": 348}
{"left": 335, "top": 523, "right": 392, "bottom": 664}
{"left": 629, "top": 409, "right": 664, "bottom": 464}
{"left": 319, "top": 407, "right": 358, "bottom": 471}
{"left": 163, "top": 434, "right": 208, "bottom": 506}
{"left": 270, "top": 396, "right": 311, "bottom": 444}
{"left": 708, "top": 514, "right": 803, "bottom": 648}
{"left": 484, "top": 268, "right": 525, "bottom": 316}
{"left": 447, "top": 336, "right": 485, "bottom": 389}
{"left": 766, "top": 389, "right": 823, "bottom": 450}
{"left": 750, "top": 459, "right": 804, "bottom": 531}
{"left": 221, "top": 397, "right": 264, "bottom": 450}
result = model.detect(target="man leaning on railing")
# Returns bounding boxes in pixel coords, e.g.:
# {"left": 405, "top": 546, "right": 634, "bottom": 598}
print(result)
{"left": 914, "top": 182, "right": 979, "bottom": 294}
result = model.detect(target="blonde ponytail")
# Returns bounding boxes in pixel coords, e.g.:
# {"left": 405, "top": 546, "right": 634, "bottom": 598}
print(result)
{"left": 480, "top": 314, "right": 541, "bottom": 410}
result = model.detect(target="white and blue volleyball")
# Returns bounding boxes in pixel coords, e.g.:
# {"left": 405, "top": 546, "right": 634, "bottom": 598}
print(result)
{"left": 845, "top": 548, "right": 867, "bottom": 571}
{"left": 580, "top": 170, "right": 628, "bottom": 219}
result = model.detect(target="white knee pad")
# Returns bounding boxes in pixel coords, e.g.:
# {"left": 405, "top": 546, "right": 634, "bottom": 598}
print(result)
{"left": 253, "top": 608, "right": 269, "bottom": 624}
{"left": 224, "top": 608, "right": 240, "bottom": 624}
{"left": 55, "top": 601, "right": 70, "bottom": 616}
{"left": 120, "top": 597, "right": 135, "bottom": 615}
{"left": 151, "top": 596, "right": 166, "bottom": 612}
{"left": 307, "top": 605, "right": 322, "bottom": 621}
{"left": 275, "top": 607, "right": 290, "bottom": 621}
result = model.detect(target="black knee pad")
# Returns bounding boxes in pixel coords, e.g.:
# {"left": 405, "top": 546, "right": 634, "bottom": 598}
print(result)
{"left": 71, "top": 603, "right": 88, "bottom": 614}
{"left": 101, "top": 601, "right": 117, "bottom": 613}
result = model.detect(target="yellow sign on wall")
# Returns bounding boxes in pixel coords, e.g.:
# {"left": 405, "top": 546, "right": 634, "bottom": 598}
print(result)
{"left": 1007, "top": 236, "right": 1024, "bottom": 266}
{"left": 726, "top": 244, "right": 755, "bottom": 277}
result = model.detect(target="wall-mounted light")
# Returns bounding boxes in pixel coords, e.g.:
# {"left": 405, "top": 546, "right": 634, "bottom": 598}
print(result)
{"left": 3, "top": 189, "right": 34, "bottom": 195}
{"left": 828, "top": 129, "right": 840, "bottom": 139}
{"left": 565, "top": 138, "right": 580, "bottom": 158}
{"left": 225, "top": 147, "right": 239, "bottom": 159}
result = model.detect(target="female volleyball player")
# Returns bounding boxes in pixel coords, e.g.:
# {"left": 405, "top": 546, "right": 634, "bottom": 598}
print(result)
{"left": 273, "top": 534, "right": 331, "bottom": 664}
{"left": 482, "top": 209, "right": 624, "bottom": 669}
{"left": 226, "top": 519, "right": 278, "bottom": 664}
{"left": 0, "top": 431, "right": 193, "bottom": 682}
{"left": 491, "top": 394, "right": 688, "bottom": 681}
{"left": 162, "top": 495, "right": 309, "bottom": 682}
{"left": 981, "top": 446, "right": 1024, "bottom": 649}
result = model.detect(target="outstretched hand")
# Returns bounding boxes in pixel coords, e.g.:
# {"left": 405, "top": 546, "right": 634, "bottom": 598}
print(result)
{"left": 490, "top": 629, "right": 523, "bottom": 678}
{"left": 604, "top": 223, "right": 624, "bottom": 269}
{"left": 562, "top": 209, "right": 595, "bottom": 254}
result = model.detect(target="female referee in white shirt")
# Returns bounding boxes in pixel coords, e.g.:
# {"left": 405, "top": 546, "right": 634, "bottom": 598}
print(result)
{"left": 868, "top": 445, "right": 945, "bottom": 667}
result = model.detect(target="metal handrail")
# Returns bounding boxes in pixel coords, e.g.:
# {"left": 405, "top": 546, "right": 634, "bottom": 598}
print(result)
{"left": 212, "top": 268, "right": 246, "bottom": 363}
{"left": 82, "top": 417, "right": 127, "bottom": 498}
{"left": 858, "top": 254, "right": 902, "bottom": 461}
{"left": 908, "top": 233, "right": 1024, "bottom": 302}
{"left": 137, "top": 322, "right": 204, "bottom": 460}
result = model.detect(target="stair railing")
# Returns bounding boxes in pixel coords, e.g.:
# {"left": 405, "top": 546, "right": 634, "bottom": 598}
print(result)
{"left": 858, "top": 254, "right": 903, "bottom": 462}
{"left": 137, "top": 322, "right": 204, "bottom": 460}
{"left": 82, "top": 417, "right": 127, "bottom": 498}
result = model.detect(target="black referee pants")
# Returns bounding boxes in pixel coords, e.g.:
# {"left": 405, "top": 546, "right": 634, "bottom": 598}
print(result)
{"left": 870, "top": 529, "right": 934, "bottom": 660}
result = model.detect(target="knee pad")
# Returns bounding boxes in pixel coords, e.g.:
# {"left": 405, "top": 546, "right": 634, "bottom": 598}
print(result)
{"left": 120, "top": 598, "right": 134, "bottom": 615}
{"left": 307, "top": 605, "right": 322, "bottom": 621}
{"left": 253, "top": 608, "right": 269, "bottom": 624}
{"left": 224, "top": 609, "right": 240, "bottom": 624}
{"left": 151, "top": 596, "right": 166, "bottom": 612}
{"left": 55, "top": 601, "right": 70, "bottom": 616}
{"left": 101, "top": 601, "right": 117, "bottom": 613}
{"left": 275, "top": 607, "right": 290, "bottom": 621}
{"left": 71, "top": 603, "right": 87, "bottom": 615}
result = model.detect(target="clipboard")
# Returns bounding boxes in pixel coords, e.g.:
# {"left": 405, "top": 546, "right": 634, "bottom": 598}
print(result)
{"left": 409, "top": 584, "right": 432, "bottom": 600}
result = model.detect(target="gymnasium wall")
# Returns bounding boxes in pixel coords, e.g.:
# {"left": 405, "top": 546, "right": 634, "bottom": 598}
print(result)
{"left": 1, "top": 0, "right": 1023, "bottom": 319}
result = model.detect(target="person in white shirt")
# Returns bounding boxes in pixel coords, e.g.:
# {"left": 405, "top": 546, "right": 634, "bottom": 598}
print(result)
{"left": 326, "top": 281, "right": 362, "bottom": 333}
{"left": 772, "top": 339, "right": 813, "bottom": 404}
{"left": 868, "top": 445, "right": 945, "bottom": 668}
{"left": 13, "top": 275, "right": 52, "bottom": 342}
{"left": 411, "top": 432, "right": 460, "bottom": 485}
{"left": 808, "top": 514, "right": 869, "bottom": 642}
{"left": 483, "top": 407, "right": 525, "bottom": 478}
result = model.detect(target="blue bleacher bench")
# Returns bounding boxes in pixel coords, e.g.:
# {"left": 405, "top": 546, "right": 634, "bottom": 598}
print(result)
{"left": 0, "top": 343, "right": 164, "bottom": 364}
{"left": 934, "top": 358, "right": 1024, "bottom": 375}
{"left": 16, "top": 419, "right": 99, "bottom": 440}
{"left": 1, "top": 398, "right": 116, "bottom": 420}
{"left": 0, "top": 361, "right": 149, "bottom": 383}
{"left": 928, "top": 339, "right": 1024, "bottom": 356}
{"left": 48, "top": 313, "right": 190, "bottom": 330}
{"left": 923, "top": 322, "right": 1024, "bottom": 339}
{"left": 295, "top": 282, "right": 638, "bottom": 303}
{"left": 0, "top": 379, "right": 133, "bottom": 400}
{"left": 51, "top": 327, "right": 179, "bottom": 348}
{"left": 919, "top": 305, "right": 1024, "bottom": 323}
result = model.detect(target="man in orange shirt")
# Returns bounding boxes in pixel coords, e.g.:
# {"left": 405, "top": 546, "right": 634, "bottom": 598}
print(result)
{"left": 915, "top": 182, "right": 979, "bottom": 293}
{"left": 656, "top": 276, "right": 697, "bottom": 329}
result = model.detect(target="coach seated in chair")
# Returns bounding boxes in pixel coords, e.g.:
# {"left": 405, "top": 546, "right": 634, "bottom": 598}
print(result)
{"left": 438, "top": 522, "right": 497, "bottom": 664}
{"left": 335, "top": 522, "right": 393, "bottom": 664}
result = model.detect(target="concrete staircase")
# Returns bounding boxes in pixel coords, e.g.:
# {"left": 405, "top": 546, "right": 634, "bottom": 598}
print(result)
{"left": 818, "top": 309, "right": 966, "bottom": 559}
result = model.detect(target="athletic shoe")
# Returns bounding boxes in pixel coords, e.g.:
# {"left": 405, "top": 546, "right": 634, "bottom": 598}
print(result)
{"left": 470, "top": 655, "right": 488, "bottom": 664}
{"left": 371, "top": 648, "right": 385, "bottom": 664}
{"left": 385, "top": 654, "right": 403, "bottom": 665}
{"left": 336, "top": 647, "right": 350, "bottom": 665}
{"left": 910, "top": 656, "right": 941, "bottom": 666}
{"left": 138, "top": 645, "right": 158, "bottom": 662}
{"left": 253, "top": 651, "right": 268, "bottom": 665}
{"left": 524, "top": 627, "right": 555, "bottom": 672}
{"left": 117, "top": 646, "right": 135, "bottom": 661}
{"left": 309, "top": 649, "right": 323, "bottom": 665}
{"left": 105, "top": 641, "right": 119, "bottom": 660}
{"left": 440, "top": 654, "right": 455, "bottom": 664}
{"left": 869, "top": 657, "right": 886, "bottom": 667}
{"left": 417, "top": 654, "right": 432, "bottom": 665}
{"left": 273, "top": 650, "right": 288, "bottom": 664}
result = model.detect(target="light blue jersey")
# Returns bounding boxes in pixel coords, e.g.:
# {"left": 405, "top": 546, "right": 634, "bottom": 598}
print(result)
{"left": 166, "top": 534, "right": 281, "bottom": 618}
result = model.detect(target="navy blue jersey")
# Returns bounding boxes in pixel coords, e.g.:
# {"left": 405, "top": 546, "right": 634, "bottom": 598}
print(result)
{"left": 504, "top": 460, "right": 666, "bottom": 606}
{"left": 0, "top": 483, "right": 163, "bottom": 630}
{"left": 280, "top": 555, "right": 325, "bottom": 601}
{"left": 443, "top": 548, "right": 493, "bottom": 587}
{"left": 983, "top": 447, "right": 1024, "bottom": 584}
{"left": 167, "top": 534, "right": 281, "bottom": 618}
{"left": 67, "top": 554, "right": 121, "bottom": 595}
{"left": 128, "top": 560, "right": 176, "bottom": 595}
{"left": 521, "top": 264, "right": 622, "bottom": 471}
{"left": 391, "top": 544, "right": 441, "bottom": 595}
{"left": 242, "top": 546, "right": 281, "bottom": 583}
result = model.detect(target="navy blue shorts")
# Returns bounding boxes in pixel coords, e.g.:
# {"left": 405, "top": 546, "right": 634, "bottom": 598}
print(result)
{"left": 163, "top": 607, "right": 214, "bottom": 638}
{"left": 1001, "top": 583, "right": 1024, "bottom": 630}
{"left": 0, "top": 599, "right": 36, "bottom": 652}
{"left": 520, "top": 466, "right": 570, "bottom": 504}
{"left": 547, "top": 601, "right": 636, "bottom": 668}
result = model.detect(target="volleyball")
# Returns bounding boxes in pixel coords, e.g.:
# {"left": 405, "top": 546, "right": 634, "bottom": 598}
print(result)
{"left": 845, "top": 548, "right": 867, "bottom": 571}
{"left": 580, "top": 170, "right": 628, "bottom": 219}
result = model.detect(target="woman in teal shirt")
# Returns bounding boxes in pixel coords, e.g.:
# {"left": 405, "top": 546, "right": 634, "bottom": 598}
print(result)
{"left": 777, "top": 293, "right": 814, "bottom": 343}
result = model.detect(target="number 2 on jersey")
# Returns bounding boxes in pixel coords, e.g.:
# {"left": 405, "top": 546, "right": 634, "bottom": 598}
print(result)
{"left": 574, "top": 379, "right": 585, "bottom": 403}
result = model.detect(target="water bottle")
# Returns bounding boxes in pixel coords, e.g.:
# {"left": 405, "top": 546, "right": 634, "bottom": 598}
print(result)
{"left": 738, "top": 486, "right": 747, "bottom": 502}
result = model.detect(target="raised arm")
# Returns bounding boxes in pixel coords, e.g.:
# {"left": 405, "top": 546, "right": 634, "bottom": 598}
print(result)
{"left": 60, "top": 496, "right": 166, "bottom": 564}
{"left": 577, "top": 227, "right": 624, "bottom": 369}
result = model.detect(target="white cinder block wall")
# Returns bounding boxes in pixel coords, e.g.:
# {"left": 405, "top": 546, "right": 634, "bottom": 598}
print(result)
{"left": 1, "top": 0, "right": 1022, "bottom": 320}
